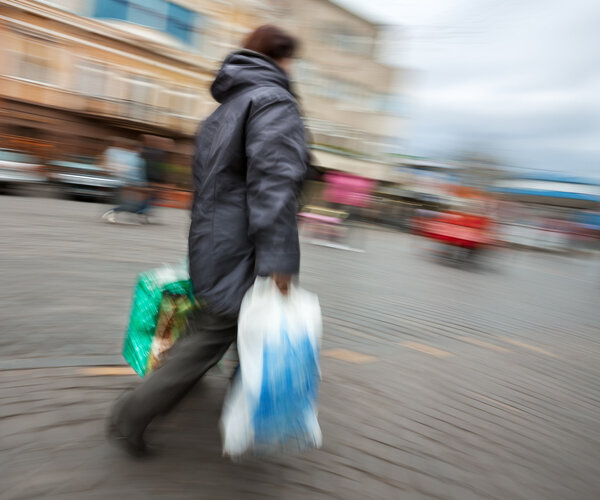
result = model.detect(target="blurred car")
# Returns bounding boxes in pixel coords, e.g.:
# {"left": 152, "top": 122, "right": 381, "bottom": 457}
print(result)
{"left": 47, "top": 157, "right": 121, "bottom": 202}
{"left": 0, "top": 149, "right": 46, "bottom": 193}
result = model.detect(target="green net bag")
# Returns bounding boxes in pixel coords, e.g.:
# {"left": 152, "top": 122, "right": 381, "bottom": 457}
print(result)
{"left": 122, "top": 264, "right": 199, "bottom": 376}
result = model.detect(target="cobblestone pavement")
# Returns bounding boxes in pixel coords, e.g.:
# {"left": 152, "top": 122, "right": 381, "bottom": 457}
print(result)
{"left": 1, "top": 194, "right": 600, "bottom": 499}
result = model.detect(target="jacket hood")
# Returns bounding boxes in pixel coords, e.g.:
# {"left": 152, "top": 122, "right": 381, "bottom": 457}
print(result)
{"left": 210, "top": 50, "right": 290, "bottom": 103}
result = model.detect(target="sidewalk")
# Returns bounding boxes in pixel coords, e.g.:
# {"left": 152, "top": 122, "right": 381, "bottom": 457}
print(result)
{"left": 2, "top": 196, "right": 600, "bottom": 499}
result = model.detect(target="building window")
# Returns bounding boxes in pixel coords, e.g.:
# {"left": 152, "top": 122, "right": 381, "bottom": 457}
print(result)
{"left": 319, "top": 24, "right": 373, "bottom": 57}
{"left": 129, "top": 76, "right": 154, "bottom": 103}
{"left": 94, "top": 0, "right": 127, "bottom": 20}
{"left": 129, "top": 0, "right": 168, "bottom": 31}
{"left": 332, "top": 34, "right": 372, "bottom": 56}
{"left": 93, "top": 0, "right": 197, "bottom": 46}
{"left": 165, "top": 88, "right": 197, "bottom": 118}
{"left": 121, "top": 75, "right": 157, "bottom": 120}
{"left": 166, "top": 3, "right": 194, "bottom": 45}
{"left": 14, "top": 38, "right": 53, "bottom": 84}
{"left": 77, "top": 61, "right": 107, "bottom": 97}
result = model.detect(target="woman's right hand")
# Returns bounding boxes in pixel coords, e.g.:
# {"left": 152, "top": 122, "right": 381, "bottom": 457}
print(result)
{"left": 273, "top": 273, "right": 292, "bottom": 296}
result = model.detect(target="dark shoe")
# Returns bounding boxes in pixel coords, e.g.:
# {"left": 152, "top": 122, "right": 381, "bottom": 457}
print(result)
{"left": 107, "top": 419, "right": 148, "bottom": 458}
{"left": 107, "top": 389, "right": 148, "bottom": 458}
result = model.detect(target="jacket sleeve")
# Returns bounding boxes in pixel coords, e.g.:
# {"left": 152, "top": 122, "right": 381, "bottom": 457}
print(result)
{"left": 245, "top": 95, "right": 309, "bottom": 276}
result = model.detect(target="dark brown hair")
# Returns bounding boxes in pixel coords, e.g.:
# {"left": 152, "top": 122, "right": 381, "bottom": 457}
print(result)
{"left": 243, "top": 25, "right": 298, "bottom": 61}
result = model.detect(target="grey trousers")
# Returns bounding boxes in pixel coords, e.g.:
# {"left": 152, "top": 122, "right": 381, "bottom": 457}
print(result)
{"left": 112, "top": 309, "right": 237, "bottom": 440}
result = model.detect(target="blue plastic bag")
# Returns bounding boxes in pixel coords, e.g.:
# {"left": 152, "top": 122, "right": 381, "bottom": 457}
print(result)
{"left": 220, "top": 278, "right": 322, "bottom": 458}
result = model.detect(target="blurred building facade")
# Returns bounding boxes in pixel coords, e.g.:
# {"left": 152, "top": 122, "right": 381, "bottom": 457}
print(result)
{"left": 0, "top": 0, "right": 226, "bottom": 166}
{"left": 0, "top": 0, "right": 402, "bottom": 183}
{"left": 271, "top": 0, "right": 402, "bottom": 180}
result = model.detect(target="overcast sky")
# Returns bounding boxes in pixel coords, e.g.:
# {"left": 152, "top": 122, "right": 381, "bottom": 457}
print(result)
{"left": 335, "top": 0, "right": 600, "bottom": 178}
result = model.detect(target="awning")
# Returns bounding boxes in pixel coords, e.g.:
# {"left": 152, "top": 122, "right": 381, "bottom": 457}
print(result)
{"left": 311, "top": 149, "right": 398, "bottom": 182}
{"left": 322, "top": 172, "right": 376, "bottom": 207}
{"left": 493, "top": 179, "right": 600, "bottom": 207}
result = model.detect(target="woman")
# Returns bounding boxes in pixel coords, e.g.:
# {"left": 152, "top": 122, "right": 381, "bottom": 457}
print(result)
{"left": 109, "top": 25, "right": 309, "bottom": 455}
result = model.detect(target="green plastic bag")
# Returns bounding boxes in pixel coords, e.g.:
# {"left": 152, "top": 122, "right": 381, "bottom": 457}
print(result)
{"left": 122, "top": 264, "right": 198, "bottom": 377}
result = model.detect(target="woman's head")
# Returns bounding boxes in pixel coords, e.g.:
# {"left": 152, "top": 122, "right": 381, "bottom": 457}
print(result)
{"left": 243, "top": 25, "right": 298, "bottom": 72}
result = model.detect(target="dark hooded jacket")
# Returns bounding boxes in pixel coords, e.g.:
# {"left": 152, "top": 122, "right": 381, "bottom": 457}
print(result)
{"left": 189, "top": 50, "right": 309, "bottom": 318}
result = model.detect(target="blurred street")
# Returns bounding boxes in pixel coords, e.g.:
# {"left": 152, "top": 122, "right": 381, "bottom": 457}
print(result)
{"left": 1, "top": 194, "right": 600, "bottom": 500}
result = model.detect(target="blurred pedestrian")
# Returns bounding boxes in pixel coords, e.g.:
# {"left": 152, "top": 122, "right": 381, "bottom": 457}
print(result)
{"left": 102, "top": 138, "right": 147, "bottom": 224}
{"left": 136, "top": 135, "right": 172, "bottom": 222}
{"left": 108, "top": 25, "right": 309, "bottom": 455}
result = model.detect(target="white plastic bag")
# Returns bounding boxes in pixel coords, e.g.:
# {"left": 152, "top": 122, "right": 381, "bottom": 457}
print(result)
{"left": 220, "top": 277, "right": 323, "bottom": 458}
